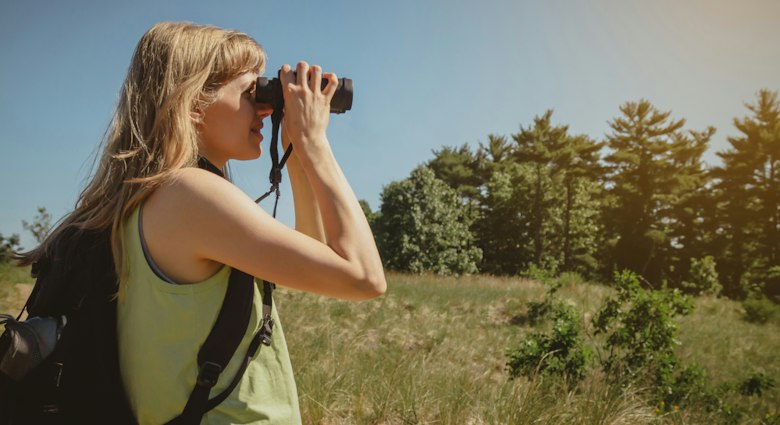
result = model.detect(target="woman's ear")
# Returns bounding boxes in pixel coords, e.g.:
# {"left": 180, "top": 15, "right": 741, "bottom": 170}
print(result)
{"left": 190, "top": 107, "right": 204, "bottom": 124}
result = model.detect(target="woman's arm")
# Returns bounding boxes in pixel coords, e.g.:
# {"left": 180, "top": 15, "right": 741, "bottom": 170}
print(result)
{"left": 278, "top": 62, "right": 385, "bottom": 298}
{"left": 285, "top": 135, "right": 327, "bottom": 243}
{"left": 160, "top": 61, "right": 385, "bottom": 300}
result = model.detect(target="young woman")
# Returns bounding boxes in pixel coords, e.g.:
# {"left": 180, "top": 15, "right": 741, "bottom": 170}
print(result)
{"left": 16, "top": 21, "right": 385, "bottom": 424}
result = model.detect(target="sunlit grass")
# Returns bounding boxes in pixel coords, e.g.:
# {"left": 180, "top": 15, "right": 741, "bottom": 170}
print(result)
{"left": 276, "top": 273, "right": 780, "bottom": 424}
{"left": 2, "top": 268, "right": 777, "bottom": 423}
{"left": 0, "top": 262, "right": 32, "bottom": 313}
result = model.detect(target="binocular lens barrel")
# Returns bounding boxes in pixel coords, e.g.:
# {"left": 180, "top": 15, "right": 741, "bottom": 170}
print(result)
{"left": 255, "top": 73, "right": 353, "bottom": 114}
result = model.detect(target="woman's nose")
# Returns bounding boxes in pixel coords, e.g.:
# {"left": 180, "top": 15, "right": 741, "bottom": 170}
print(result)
{"left": 255, "top": 103, "right": 274, "bottom": 117}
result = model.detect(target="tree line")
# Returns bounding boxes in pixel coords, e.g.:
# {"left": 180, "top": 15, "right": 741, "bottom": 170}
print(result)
{"left": 366, "top": 89, "right": 780, "bottom": 301}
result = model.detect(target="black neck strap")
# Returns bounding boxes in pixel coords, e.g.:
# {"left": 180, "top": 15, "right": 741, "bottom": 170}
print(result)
{"left": 197, "top": 156, "right": 224, "bottom": 178}
{"left": 255, "top": 108, "right": 293, "bottom": 217}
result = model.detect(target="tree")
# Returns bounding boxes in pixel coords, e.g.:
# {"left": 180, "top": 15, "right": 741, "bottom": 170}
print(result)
{"left": 22, "top": 206, "right": 52, "bottom": 244}
{"left": 711, "top": 89, "right": 780, "bottom": 298}
{"left": 553, "top": 134, "right": 605, "bottom": 273}
{"left": 512, "top": 110, "right": 570, "bottom": 268}
{"left": 663, "top": 128, "right": 715, "bottom": 287}
{"left": 427, "top": 144, "right": 482, "bottom": 204}
{"left": 474, "top": 163, "right": 535, "bottom": 275}
{"left": 603, "top": 100, "right": 710, "bottom": 287}
{"left": 0, "top": 233, "right": 21, "bottom": 264}
{"left": 375, "top": 166, "right": 482, "bottom": 275}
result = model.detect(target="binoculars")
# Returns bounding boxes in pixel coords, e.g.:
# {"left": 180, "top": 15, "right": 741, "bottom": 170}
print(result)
{"left": 255, "top": 71, "right": 353, "bottom": 114}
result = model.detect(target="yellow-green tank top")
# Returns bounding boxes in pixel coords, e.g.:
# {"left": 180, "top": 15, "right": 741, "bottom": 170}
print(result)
{"left": 117, "top": 205, "right": 301, "bottom": 424}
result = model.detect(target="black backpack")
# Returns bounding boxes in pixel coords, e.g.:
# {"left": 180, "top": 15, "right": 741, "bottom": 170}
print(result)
{"left": 0, "top": 226, "right": 276, "bottom": 425}
{"left": 0, "top": 227, "right": 136, "bottom": 424}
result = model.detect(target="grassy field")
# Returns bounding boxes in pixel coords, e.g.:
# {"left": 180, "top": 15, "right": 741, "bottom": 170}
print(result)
{"left": 2, "top": 265, "right": 778, "bottom": 424}
{"left": 276, "top": 273, "right": 779, "bottom": 424}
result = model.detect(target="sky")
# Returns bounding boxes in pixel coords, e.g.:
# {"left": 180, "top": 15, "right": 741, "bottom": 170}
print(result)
{"left": 1, "top": 0, "right": 779, "bottom": 250}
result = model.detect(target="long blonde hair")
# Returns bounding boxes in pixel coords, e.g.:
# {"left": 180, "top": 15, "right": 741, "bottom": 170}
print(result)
{"left": 16, "top": 22, "right": 265, "bottom": 283}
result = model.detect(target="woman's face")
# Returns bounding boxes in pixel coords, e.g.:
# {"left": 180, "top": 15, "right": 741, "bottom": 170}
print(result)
{"left": 197, "top": 72, "right": 273, "bottom": 166}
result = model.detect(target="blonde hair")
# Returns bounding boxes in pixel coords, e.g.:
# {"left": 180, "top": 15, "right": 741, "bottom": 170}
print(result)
{"left": 16, "top": 22, "right": 265, "bottom": 284}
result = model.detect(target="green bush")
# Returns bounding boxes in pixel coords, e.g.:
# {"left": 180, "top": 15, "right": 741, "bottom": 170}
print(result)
{"left": 507, "top": 302, "right": 590, "bottom": 381}
{"left": 0, "top": 233, "right": 21, "bottom": 264}
{"left": 738, "top": 371, "right": 776, "bottom": 397}
{"left": 682, "top": 256, "right": 722, "bottom": 296}
{"left": 742, "top": 296, "right": 778, "bottom": 324}
{"left": 507, "top": 276, "right": 590, "bottom": 381}
{"left": 593, "top": 270, "right": 694, "bottom": 395}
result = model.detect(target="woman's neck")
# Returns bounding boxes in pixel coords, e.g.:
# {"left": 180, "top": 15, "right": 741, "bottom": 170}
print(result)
{"left": 197, "top": 156, "right": 224, "bottom": 177}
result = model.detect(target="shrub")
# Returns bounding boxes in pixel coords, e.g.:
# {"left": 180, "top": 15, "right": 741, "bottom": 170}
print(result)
{"left": 593, "top": 270, "right": 694, "bottom": 395}
{"left": 738, "top": 371, "right": 776, "bottom": 397}
{"left": 507, "top": 302, "right": 590, "bottom": 381}
{"left": 682, "top": 256, "right": 722, "bottom": 296}
{"left": 742, "top": 296, "right": 778, "bottom": 324}
{"left": 0, "top": 233, "right": 21, "bottom": 264}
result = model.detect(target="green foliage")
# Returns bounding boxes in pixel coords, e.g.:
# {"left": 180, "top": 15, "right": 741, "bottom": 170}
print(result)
{"left": 474, "top": 165, "right": 535, "bottom": 275}
{"left": 603, "top": 99, "right": 714, "bottom": 287}
{"left": 359, "top": 199, "right": 379, "bottom": 231}
{"left": 427, "top": 143, "right": 482, "bottom": 203}
{"left": 507, "top": 301, "right": 590, "bottom": 381}
{"left": 738, "top": 371, "right": 776, "bottom": 397}
{"left": 22, "top": 206, "right": 52, "bottom": 244}
{"left": 524, "top": 267, "right": 562, "bottom": 324}
{"left": 594, "top": 270, "right": 694, "bottom": 395}
{"left": 742, "top": 295, "right": 779, "bottom": 324}
{"left": 507, "top": 273, "right": 590, "bottom": 381}
{"left": 375, "top": 166, "right": 482, "bottom": 275}
{"left": 376, "top": 90, "right": 779, "bottom": 305}
{"left": 0, "top": 233, "right": 21, "bottom": 264}
{"left": 711, "top": 90, "right": 780, "bottom": 299}
{"left": 470, "top": 113, "right": 603, "bottom": 277}
{"left": 682, "top": 256, "right": 722, "bottom": 296}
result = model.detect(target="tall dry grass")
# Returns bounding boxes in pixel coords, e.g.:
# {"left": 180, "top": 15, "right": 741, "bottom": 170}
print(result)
{"left": 276, "top": 273, "right": 780, "bottom": 424}
{"left": 2, "top": 268, "right": 778, "bottom": 423}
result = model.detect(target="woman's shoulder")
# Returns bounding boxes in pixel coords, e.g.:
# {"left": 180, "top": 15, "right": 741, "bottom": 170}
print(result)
{"left": 140, "top": 167, "right": 244, "bottom": 283}
{"left": 166, "top": 166, "right": 230, "bottom": 193}
{"left": 152, "top": 167, "right": 248, "bottom": 208}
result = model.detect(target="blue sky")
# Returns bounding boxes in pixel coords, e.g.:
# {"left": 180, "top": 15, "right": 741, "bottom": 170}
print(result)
{"left": 2, "top": 0, "right": 779, "bottom": 250}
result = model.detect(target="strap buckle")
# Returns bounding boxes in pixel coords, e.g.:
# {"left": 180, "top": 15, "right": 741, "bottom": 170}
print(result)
{"left": 197, "top": 361, "right": 223, "bottom": 388}
{"left": 260, "top": 315, "right": 275, "bottom": 346}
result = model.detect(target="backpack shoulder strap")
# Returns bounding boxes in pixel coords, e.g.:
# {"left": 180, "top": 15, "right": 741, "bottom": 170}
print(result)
{"left": 164, "top": 157, "right": 276, "bottom": 425}
{"left": 165, "top": 270, "right": 276, "bottom": 425}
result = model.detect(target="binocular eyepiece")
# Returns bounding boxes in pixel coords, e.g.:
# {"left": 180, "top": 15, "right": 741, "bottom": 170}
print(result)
{"left": 255, "top": 72, "right": 353, "bottom": 114}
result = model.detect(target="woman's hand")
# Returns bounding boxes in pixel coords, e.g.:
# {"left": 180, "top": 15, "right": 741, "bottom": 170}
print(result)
{"left": 279, "top": 61, "right": 338, "bottom": 153}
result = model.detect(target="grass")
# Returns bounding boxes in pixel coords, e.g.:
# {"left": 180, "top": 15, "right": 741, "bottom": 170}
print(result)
{"left": 2, "top": 267, "right": 778, "bottom": 423}
{"left": 275, "top": 273, "right": 780, "bottom": 424}
{"left": 0, "top": 262, "right": 34, "bottom": 313}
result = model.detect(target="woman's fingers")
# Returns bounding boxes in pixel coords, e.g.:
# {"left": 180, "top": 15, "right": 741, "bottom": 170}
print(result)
{"left": 296, "top": 61, "right": 309, "bottom": 87}
{"left": 279, "top": 63, "right": 294, "bottom": 86}
{"left": 322, "top": 72, "right": 338, "bottom": 99}
{"left": 280, "top": 61, "right": 335, "bottom": 101}
{"left": 309, "top": 65, "right": 322, "bottom": 94}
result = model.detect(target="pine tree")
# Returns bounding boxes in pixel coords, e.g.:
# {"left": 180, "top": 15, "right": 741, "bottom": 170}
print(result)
{"left": 427, "top": 143, "right": 482, "bottom": 203}
{"left": 512, "top": 110, "right": 569, "bottom": 269}
{"left": 603, "top": 100, "right": 686, "bottom": 286}
{"left": 553, "top": 134, "right": 605, "bottom": 273}
{"left": 712, "top": 89, "right": 780, "bottom": 298}
{"left": 475, "top": 163, "right": 535, "bottom": 275}
{"left": 662, "top": 128, "right": 715, "bottom": 286}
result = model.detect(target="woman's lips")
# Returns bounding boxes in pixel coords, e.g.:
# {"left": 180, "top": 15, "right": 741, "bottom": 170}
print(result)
{"left": 251, "top": 125, "right": 263, "bottom": 140}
